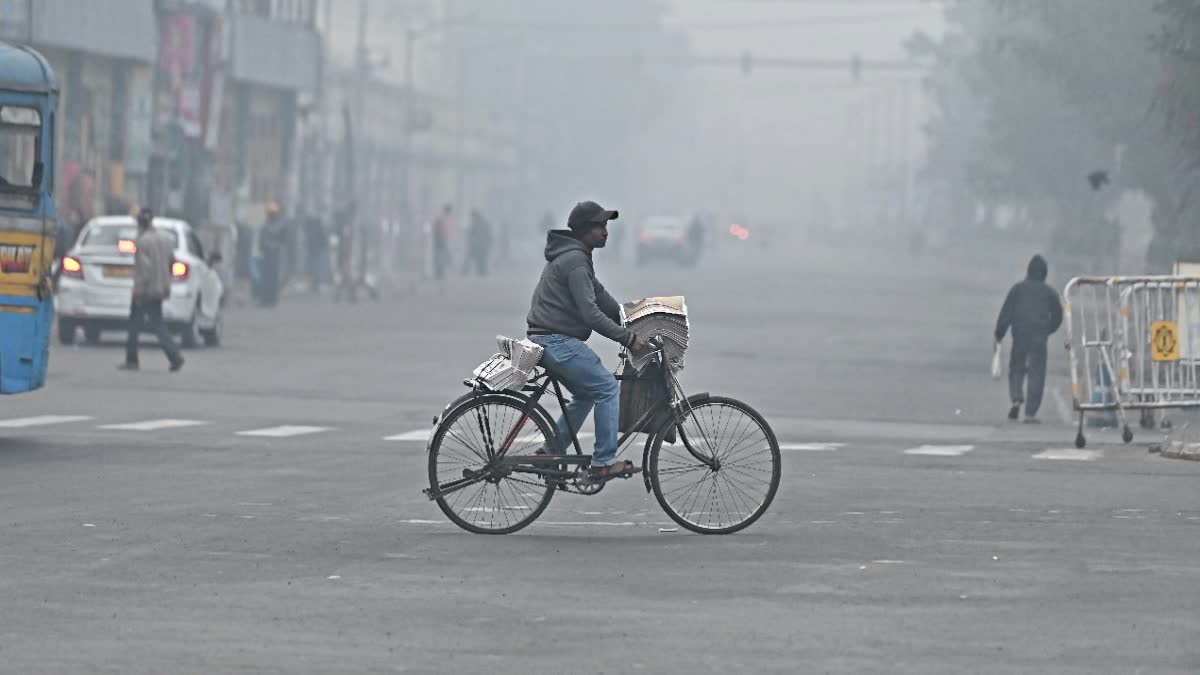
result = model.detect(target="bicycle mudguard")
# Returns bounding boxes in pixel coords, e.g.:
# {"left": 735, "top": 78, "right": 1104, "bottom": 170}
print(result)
{"left": 428, "top": 389, "right": 557, "bottom": 453}
{"left": 640, "top": 392, "right": 711, "bottom": 493}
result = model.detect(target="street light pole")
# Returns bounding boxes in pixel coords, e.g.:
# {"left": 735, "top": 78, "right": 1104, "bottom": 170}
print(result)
{"left": 401, "top": 26, "right": 415, "bottom": 228}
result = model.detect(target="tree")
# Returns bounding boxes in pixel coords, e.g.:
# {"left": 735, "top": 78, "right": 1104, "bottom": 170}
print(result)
{"left": 913, "top": 0, "right": 1176, "bottom": 266}
{"left": 1151, "top": 0, "right": 1200, "bottom": 266}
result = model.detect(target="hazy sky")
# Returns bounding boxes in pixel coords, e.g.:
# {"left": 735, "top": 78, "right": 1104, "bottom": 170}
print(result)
{"left": 321, "top": 0, "right": 946, "bottom": 224}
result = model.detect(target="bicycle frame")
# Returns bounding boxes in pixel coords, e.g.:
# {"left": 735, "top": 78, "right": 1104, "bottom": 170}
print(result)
{"left": 423, "top": 343, "right": 715, "bottom": 502}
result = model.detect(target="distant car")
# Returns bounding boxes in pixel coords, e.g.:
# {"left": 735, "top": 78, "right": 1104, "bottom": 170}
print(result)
{"left": 635, "top": 216, "right": 689, "bottom": 265}
{"left": 55, "top": 216, "right": 226, "bottom": 348}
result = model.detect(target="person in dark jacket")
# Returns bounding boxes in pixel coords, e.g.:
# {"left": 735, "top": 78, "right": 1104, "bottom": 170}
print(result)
{"left": 462, "top": 208, "right": 492, "bottom": 277}
{"left": 995, "top": 254, "right": 1063, "bottom": 422}
{"left": 527, "top": 201, "right": 650, "bottom": 481}
{"left": 257, "top": 202, "right": 287, "bottom": 307}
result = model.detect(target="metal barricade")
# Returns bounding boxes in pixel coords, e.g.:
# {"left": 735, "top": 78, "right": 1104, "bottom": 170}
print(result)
{"left": 1065, "top": 276, "right": 1200, "bottom": 448}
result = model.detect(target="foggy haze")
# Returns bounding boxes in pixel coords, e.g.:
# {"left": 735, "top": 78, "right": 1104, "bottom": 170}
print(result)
{"left": 321, "top": 0, "right": 942, "bottom": 228}
{"left": 8, "top": 2, "right": 1200, "bottom": 672}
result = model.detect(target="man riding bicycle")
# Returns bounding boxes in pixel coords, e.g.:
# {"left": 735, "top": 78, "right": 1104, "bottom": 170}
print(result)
{"left": 526, "top": 201, "right": 651, "bottom": 481}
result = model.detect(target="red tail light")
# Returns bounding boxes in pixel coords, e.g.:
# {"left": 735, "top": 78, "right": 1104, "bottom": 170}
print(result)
{"left": 171, "top": 261, "right": 188, "bottom": 280}
{"left": 117, "top": 240, "right": 137, "bottom": 254}
{"left": 61, "top": 256, "right": 83, "bottom": 279}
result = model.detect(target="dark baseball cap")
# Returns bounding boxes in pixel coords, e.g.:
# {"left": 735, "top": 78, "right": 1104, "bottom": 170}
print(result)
{"left": 567, "top": 201, "right": 618, "bottom": 233}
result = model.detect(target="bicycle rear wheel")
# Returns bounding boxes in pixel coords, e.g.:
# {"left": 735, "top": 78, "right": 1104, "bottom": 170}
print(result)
{"left": 648, "top": 396, "right": 781, "bottom": 534}
{"left": 428, "top": 394, "right": 557, "bottom": 534}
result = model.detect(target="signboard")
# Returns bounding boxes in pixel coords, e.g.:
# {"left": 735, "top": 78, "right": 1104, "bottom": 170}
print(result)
{"left": 1152, "top": 321, "right": 1180, "bottom": 362}
{"left": 0, "top": 243, "right": 34, "bottom": 274}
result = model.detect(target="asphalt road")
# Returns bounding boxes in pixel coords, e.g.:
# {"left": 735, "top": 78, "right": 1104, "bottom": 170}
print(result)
{"left": 2, "top": 234, "right": 1199, "bottom": 674}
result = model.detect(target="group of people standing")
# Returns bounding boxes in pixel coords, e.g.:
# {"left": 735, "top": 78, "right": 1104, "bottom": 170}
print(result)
{"left": 246, "top": 202, "right": 506, "bottom": 306}
{"left": 430, "top": 204, "right": 502, "bottom": 281}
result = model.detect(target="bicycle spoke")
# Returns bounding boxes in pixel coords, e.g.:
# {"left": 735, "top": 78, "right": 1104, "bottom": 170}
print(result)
{"left": 429, "top": 396, "right": 556, "bottom": 534}
{"left": 651, "top": 399, "right": 780, "bottom": 533}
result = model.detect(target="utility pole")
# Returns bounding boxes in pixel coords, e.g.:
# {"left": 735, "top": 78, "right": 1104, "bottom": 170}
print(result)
{"left": 402, "top": 26, "right": 415, "bottom": 228}
{"left": 353, "top": 0, "right": 368, "bottom": 170}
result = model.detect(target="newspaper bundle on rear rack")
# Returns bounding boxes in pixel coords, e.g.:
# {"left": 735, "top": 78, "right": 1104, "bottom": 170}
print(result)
{"left": 471, "top": 336, "right": 544, "bottom": 391}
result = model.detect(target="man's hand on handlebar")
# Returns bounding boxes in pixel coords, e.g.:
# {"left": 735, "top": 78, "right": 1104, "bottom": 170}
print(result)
{"left": 628, "top": 334, "right": 655, "bottom": 356}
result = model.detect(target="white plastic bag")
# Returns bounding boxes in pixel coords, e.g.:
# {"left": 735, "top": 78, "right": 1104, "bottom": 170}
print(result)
{"left": 990, "top": 344, "right": 1003, "bottom": 380}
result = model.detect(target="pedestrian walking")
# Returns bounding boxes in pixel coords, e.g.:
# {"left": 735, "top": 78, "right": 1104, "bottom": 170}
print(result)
{"left": 119, "top": 208, "right": 184, "bottom": 372}
{"left": 462, "top": 208, "right": 492, "bottom": 276}
{"left": 257, "top": 202, "right": 286, "bottom": 306}
{"left": 994, "top": 254, "right": 1063, "bottom": 422}
{"left": 433, "top": 204, "right": 454, "bottom": 281}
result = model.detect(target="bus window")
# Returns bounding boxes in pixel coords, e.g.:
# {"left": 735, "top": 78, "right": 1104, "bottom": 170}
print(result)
{"left": 0, "top": 106, "right": 39, "bottom": 189}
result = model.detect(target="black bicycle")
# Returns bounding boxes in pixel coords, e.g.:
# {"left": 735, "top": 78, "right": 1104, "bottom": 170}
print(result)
{"left": 422, "top": 338, "right": 782, "bottom": 535}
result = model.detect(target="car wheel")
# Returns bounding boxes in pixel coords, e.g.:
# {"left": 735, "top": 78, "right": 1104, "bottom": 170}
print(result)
{"left": 83, "top": 324, "right": 102, "bottom": 344}
{"left": 200, "top": 309, "right": 222, "bottom": 347}
{"left": 57, "top": 318, "right": 76, "bottom": 345}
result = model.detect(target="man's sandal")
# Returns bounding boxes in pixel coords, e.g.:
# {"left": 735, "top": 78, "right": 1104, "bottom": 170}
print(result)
{"left": 587, "top": 460, "right": 641, "bottom": 482}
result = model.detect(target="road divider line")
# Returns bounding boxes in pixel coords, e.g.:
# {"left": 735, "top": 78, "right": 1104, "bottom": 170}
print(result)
{"left": 237, "top": 425, "right": 332, "bottom": 438}
{"left": 779, "top": 442, "right": 845, "bottom": 452}
{"left": 1033, "top": 448, "right": 1102, "bottom": 461}
{"left": 99, "top": 419, "right": 209, "bottom": 431}
{"left": 384, "top": 430, "right": 430, "bottom": 442}
{"left": 386, "top": 429, "right": 594, "bottom": 443}
{"left": 0, "top": 415, "right": 93, "bottom": 428}
{"left": 904, "top": 445, "right": 975, "bottom": 456}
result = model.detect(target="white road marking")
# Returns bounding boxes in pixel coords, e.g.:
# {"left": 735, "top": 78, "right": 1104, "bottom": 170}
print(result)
{"left": 384, "top": 429, "right": 431, "bottom": 442}
{"left": 520, "top": 432, "right": 592, "bottom": 443}
{"left": 0, "top": 415, "right": 93, "bottom": 428}
{"left": 779, "top": 442, "right": 845, "bottom": 452}
{"left": 384, "top": 429, "right": 593, "bottom": 443}
{"left": 904, "top": 444, "right": 975, "bottom": 456}
{"left": 237, "top": 425, "right": 332, "bottom": 438}
{"left": 1033, "top": 448, "right": 1102, "bottom": 461}
{"left": 99, "top": 418, "right": 208, "bottom": 431}
{"left": 396, "top": 519, "right": 652, "bottom": 527}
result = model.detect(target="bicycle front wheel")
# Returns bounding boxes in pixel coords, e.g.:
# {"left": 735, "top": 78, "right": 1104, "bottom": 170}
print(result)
{"left": 428, "top": 393, "right": 557, "bottom": 534}
{"left": 648, "top": 396, "right": 781, "bottom": 534}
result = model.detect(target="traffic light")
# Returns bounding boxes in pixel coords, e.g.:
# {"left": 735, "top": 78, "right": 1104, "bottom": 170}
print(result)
{"left": 850, "top": 54, "right": 861, "bottom": 82}
{"left": 741, "top": 51, "right": 752, "bottom": 76}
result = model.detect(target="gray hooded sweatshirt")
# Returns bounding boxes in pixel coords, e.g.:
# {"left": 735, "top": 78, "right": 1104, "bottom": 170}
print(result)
{"left": 527, "top": 230, "right": 633, "bottom": 347}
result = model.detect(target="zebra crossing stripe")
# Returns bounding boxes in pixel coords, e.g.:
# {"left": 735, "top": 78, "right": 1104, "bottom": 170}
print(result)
{"left": 779, "top": 442, "right": 845, "bottom": 452}
{"left": 0, "top": 415, "right": 93, "bottom": 428}
{"left": 385, "top": 429, "right": 593, "bottom": 443}
{"left": 384, "top": 430, "right": 431, "bottom": 442}
{"left": 237, "top": 425, "right": 332, "bottom": 438}
{"left": 1034, "top": 448, "right": 1102, "bottom": 461}
{"left": 99, "top": 419, "right": 209, "bottom": 431}
{"left": 904, "top": 445, "right": 975, "bottom": 456}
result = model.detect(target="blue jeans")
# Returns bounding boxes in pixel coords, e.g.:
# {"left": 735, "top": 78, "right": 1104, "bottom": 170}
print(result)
{"left": 530, "top": 334, "right": 620, "bottom": 466}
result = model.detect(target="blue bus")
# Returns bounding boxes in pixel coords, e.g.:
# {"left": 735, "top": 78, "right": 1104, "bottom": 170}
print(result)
{"left": 0, "top": 42, "right": 57, "bottom": 394}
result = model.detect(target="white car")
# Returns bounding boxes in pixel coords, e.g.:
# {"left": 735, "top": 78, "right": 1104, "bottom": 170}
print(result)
{"left": 636, "top": 215, "right": 693, "bottom": 265}
{"left": 55, "top": 216, "right": 225, "bottom": 347}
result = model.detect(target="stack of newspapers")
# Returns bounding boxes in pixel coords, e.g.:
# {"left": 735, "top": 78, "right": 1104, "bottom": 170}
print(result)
{"left": 620, "top": 296, "right": 689, "bottom": 372}
{"left": 472, "top": 336, "right": 544, "bottom": 390}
